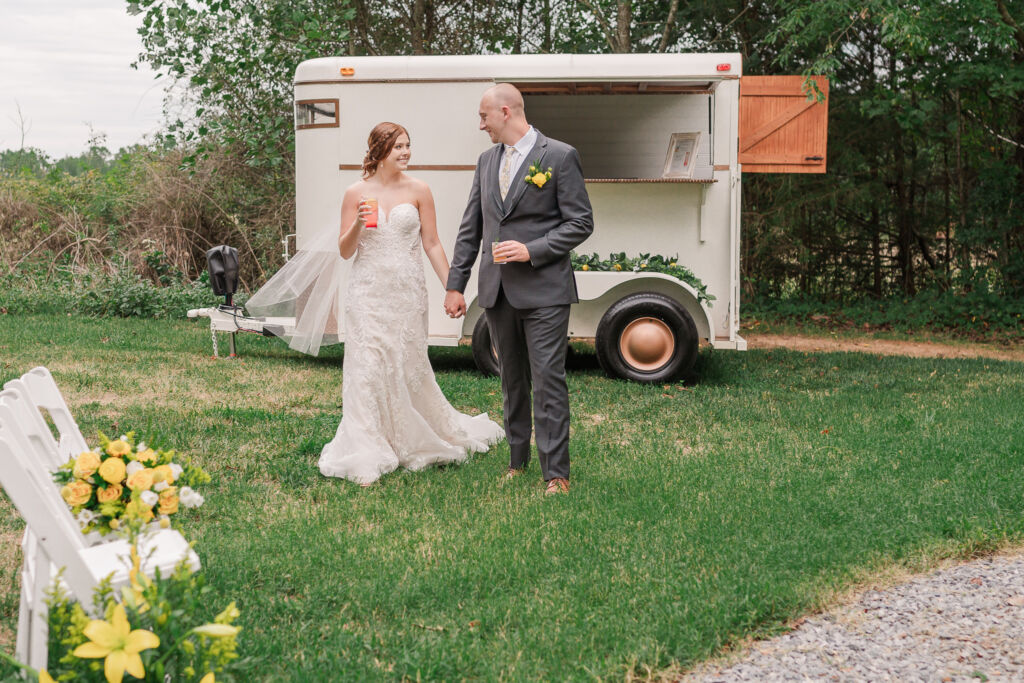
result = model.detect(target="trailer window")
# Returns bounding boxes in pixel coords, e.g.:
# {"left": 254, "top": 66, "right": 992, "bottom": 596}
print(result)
{"left": 295, "top": 99, "right": 339, "bottom": 130}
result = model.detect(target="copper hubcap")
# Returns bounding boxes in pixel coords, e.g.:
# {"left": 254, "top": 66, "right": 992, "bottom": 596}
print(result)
{"left": 619, "top": 317, "right": 675, "bottom": 371}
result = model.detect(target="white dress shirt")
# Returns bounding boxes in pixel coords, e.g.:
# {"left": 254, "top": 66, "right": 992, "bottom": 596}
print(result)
{"left": 503, "top": 126, "right": 538, "bottom": 186}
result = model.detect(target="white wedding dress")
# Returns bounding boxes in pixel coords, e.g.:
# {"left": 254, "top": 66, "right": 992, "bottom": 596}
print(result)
{"left": 317, "top": 203, "right": 505, "bottom": 484}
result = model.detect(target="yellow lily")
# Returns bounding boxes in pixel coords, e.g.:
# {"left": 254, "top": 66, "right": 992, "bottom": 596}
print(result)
{"left": 39, "top": 670, "right": 56, "bottom": 683}
{"left": 124, "top": 545, "right": 151, "bottom": 613}
{"left": 193, "top": 623, "right": 241, "bottom": 637}
{"left": 72, "top": 604, "right": 160, "bottom": 683}
{"left": 200, "top": 673, "right": 215, "bottom": 683}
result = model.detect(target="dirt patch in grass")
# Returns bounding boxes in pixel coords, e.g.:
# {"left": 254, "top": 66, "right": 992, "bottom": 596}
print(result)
{"left": 746, "top": 333, "right": 1024, "bottom": 362}
{"left": 0, "top": 524, "right": 23, "bottom": 653}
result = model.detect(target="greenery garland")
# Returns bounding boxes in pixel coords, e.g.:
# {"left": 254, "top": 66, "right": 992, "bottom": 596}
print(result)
{"left": 570, "top": 252, "right": 716, "bottom": 306}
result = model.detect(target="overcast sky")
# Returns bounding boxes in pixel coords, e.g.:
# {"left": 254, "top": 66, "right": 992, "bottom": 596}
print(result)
{"left": 0, "top": 0, "right": 168, "bottom": 158}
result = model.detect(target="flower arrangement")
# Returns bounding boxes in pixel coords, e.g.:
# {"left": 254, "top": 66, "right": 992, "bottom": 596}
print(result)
{"left": 571, "top": 252, "right": 716, "bottom": 306}
{"left": 1, "top": 548, "right": 244, "bottom": 682}
{"left": 53, "top": 431, "right": 210, "bottom": 537}
{"left": 524, "top": 160, "right": 552, "bottom": 188}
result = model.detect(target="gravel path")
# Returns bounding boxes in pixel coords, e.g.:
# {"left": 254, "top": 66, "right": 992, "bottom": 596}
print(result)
{"left": 683, "top": 549, "right": 1024, "bottom": 682}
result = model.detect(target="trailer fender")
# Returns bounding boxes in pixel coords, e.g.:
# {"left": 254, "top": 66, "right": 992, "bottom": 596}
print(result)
{"left": 572, "top": 272, "right": 713, "bottom": 341}
{"left": 460, "top": 272, "right": 713, "bottom": 343}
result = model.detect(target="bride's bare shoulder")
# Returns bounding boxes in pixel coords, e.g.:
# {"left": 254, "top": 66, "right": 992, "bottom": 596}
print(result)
{"left": 343, "top": 180, "right": 368, "bottom": 199}
{"left": 407, "top": 176, "right": 433, "bottom": 200}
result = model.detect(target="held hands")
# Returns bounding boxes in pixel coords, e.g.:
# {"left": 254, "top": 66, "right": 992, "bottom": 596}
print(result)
{"left": 444, "top": 290, "right": 467, "bottom": 318}
{"left": 443, "top": 242, "right": 529, "bottom": 318}
{"left": 493, "top": 240, "right": 530, "bottom": 263}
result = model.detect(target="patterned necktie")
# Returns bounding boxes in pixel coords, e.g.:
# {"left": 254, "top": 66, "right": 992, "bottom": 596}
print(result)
{"left": 499, "top": 145, "right": 516, "bottom": 200}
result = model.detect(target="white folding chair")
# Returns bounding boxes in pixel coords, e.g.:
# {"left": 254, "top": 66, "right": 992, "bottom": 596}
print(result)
{"left": 1, "top": 371, "right": 84, "bottom": 626}
{"left": 1, "top": 372, "right": 90, "bottom": 666}
{"left": 5, "top": 367, "right": 89, "bottom": 463}
{"left": 0, "top": 393, "right": 201, "bottom": 671}
{"left": 0, "top": 377, "right": 70, "bottom": 668}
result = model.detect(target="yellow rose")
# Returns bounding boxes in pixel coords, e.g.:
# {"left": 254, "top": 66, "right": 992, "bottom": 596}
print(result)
{"left": 152, "top": 465, "right": 174, "bottom": 484}
{"left": 670, "top": 262, "right": 677, "bottom": 267}
{"left": 158, "top": 488, "right": 179, "bottom": 515}
{"left": 135, "top": 448, "right": 158, "bottom": 464}
{"left": 60, "top": 480, "right": 92, "bottom": 507}
{"left": 109, "top": 518, "right": 120, "bottom": 529}
{"left": 127, "top": 468, "right": 156, "bottom": 491}
{"left": 581, "top": 264, "right": 590, "bottom": 271}
{"left": 531, "top": 172, "right": 547, "bottom": 188}
{"left": 96, "top": 483, "right": 123, "bottom": 503}
{"left": 106, "top": 440, "right": 131, "bottom": 457}
{"left": 98, "top": 457, "right": 127, "bottom": 485}
{"left": 72, "top": 451, "right": 101, "bottom": 479}
{"left": 614, "top": 263, "right": 623, "bottom": 271}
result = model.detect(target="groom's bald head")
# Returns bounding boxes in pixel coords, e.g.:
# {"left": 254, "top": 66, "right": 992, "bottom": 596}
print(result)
{"left": 484, "top": 83, "right": 525, "bottom": 115}
{"left": 479, "top": 83, "right": 530, "bottom": 145}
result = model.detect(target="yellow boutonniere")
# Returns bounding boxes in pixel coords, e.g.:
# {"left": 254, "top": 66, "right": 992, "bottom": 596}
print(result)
{"left": 524, "top": 161, "right": 553, "bottom": 188}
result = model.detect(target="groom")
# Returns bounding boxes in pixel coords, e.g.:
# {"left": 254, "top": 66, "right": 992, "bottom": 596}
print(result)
{"left": 444, "top": 83, "right": 594, "bottom": 495}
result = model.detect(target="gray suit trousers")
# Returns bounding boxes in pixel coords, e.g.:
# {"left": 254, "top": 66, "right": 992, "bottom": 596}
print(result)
{"left": 486, "top": 288, "right": 571, "bottom": 481}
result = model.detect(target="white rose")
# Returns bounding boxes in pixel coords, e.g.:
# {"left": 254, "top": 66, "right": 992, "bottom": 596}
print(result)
{"left": 153, "top": 480, "right": 169, "bottom": 492}
{"left": 179, "top": 486, "right": 204, "bottom": 508}
{"left": 136, "top": 442, "right": 146, "bottom": 452}
{"left": 140, "top": 490, "right": 159, "bottom": 507}
{"left": 119, "top": 434, "right": 128, "bottom": 442}
{"left": 126, "top": 461, "right": 145, "bottom": 477}
{"left": 169, "top": 463, "right": 183, "bottom": 481}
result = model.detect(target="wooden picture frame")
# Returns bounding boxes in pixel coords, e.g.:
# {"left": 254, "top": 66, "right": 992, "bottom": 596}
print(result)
{"left": 662, "top": 132, "right": 700, "bottom": 178}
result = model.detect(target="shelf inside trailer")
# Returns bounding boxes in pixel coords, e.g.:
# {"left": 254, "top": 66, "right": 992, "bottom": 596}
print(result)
{"left": 585, "top": 177, "right": 717, "bottom": 183}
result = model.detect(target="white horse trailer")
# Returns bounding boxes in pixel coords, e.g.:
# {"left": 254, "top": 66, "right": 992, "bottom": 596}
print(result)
{"left": 191, "top": 54, "right": 828, "bottom": 381}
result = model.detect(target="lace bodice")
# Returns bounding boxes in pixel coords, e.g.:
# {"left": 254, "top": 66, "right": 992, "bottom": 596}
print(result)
{"left": 348, "top": 203, "right": 426, "bottom": 315}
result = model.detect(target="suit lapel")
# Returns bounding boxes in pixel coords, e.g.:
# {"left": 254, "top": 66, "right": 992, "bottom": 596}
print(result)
{"left": 488, "top": 144, "right": 505, "bottom": 216}
{"left": 502, "top": 132, "right": 548, "bottom": 219}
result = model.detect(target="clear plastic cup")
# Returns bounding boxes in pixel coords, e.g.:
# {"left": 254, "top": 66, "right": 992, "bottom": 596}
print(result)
{"left": 491, "top": 241, "right": 506, "bottom": 264}
{"left": 362, "top": 197, "right": 378, "bottom": 228}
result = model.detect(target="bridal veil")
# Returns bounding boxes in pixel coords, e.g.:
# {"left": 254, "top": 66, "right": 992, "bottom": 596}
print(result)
{"left": 245, "top": 225, "right": 347, "bottom": 356}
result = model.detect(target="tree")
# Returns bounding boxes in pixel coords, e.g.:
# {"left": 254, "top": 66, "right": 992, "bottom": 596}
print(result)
{"left": 132, "top": 0, "right": 356, "bottom": 176}
{"left": 764, "top": 0, "right": 1024, "bottom": 296}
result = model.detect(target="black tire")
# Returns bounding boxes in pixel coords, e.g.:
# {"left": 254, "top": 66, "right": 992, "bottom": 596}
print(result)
{"left": 471, "top": 315, "right": 501, "bottom": 376}
{"left": 595, "top": 292, "right": 699, "bottom": 383}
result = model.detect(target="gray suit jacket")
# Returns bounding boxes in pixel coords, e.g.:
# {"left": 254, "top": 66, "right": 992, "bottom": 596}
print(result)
{"left": 447, "top": 131, "right": 594, "bottom": 309}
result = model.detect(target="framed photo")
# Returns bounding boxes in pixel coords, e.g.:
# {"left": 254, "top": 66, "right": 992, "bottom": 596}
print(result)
{"left": 662, "top": 132, "right": 701, "bottom": 178}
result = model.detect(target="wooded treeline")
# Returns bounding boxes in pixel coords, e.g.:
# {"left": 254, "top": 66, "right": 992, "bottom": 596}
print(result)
{"left": 3, "top": 1, "right": 1022, "bottom": 314}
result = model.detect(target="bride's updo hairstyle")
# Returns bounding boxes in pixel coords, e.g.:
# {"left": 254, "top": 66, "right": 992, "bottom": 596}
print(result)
{"left": 362, "top": 122, "right": 410, "bottom": 178}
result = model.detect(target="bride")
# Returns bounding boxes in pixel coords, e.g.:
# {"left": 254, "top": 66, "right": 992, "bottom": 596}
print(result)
{"left": 271, "top": 122, "right": 504, "bottom": 485}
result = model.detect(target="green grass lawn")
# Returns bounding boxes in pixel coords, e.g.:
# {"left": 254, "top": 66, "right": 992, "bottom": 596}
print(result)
{"left": 1, "top": 314, "right": 1022, "bottom": 681}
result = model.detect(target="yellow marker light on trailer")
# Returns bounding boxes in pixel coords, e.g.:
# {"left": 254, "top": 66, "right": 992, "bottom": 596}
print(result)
{"left": 339, "top": 67, "right": 355, "bottom": 76}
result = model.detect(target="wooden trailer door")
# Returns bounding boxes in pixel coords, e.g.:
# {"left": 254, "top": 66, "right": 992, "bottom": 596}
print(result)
{"left": 738, "top": 75, "right": 829, "bottom": 173}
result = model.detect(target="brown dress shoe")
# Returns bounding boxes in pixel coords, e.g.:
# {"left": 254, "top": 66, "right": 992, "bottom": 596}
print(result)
{"left": 501, "top": 467, "right": 524, "bottom": 481}
{"left": 545, "top": 478, "right": 569, "bottom": 495}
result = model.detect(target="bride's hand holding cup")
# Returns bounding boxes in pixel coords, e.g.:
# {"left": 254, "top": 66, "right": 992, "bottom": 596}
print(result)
{"left": 355, "top": 197, "right": 378, "bottom": 230}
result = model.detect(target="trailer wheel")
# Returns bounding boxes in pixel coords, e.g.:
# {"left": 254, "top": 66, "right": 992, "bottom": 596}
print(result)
{"left": 471, "top": 315, "right": 501, "bottom": 376}
{"left": 595, "top": 292, "right": 698, "bottom": 383}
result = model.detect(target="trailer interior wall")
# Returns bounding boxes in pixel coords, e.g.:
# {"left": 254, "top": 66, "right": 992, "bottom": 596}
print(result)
{"left": 522, "top": 93, "right": 713, "bottom": 179}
